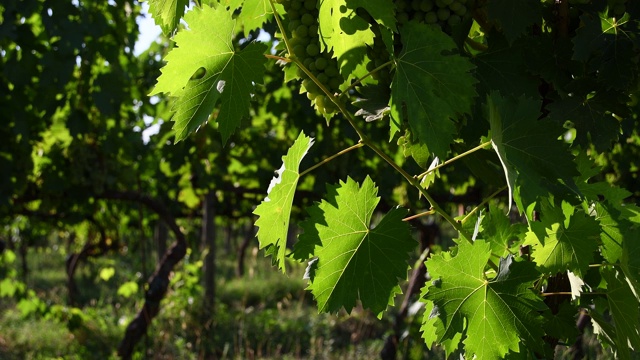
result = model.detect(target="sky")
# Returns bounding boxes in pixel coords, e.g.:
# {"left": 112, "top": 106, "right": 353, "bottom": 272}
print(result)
{"left": 134, "top": 2, "right": 162, "bottom": 56}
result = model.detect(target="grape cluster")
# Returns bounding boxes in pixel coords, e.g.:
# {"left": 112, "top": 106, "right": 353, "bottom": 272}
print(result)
{"left": 396, "top": 0, "right": 470, "bottom": 29}
{"left": 277, "top": 0, "right": 343, "bottom": 114}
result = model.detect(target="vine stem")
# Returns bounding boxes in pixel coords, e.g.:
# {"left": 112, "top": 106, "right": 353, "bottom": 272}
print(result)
{"left": 267, "top": 0, "right": 293, "bottom": 56}
{"left": 338, "top": 60, "right": 394, "bottom": 98}
{"left": 299, "top": 142, "right": 364, "bottom": 177}
{"left": 417, "top": 140, "right": 492, "bottom": 180}
{"left": 460, "top": 185, "right": 508, "bottom": 225}
{"left": 264, "top": 54, "right": 290, "bottom": 62}
{"left": 403, "top": 209, "right": 436, "bottom": 222}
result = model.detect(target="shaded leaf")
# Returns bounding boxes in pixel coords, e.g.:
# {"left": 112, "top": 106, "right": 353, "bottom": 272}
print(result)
{"left": 390, "top": 22, "right": 477, "bottom": 158}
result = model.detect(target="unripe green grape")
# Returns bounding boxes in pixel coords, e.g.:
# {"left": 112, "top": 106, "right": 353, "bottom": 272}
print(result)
{"left": 308, "top": 24, "right": 319, "bottom": 36}
{"left": 294, "top": 24, "right": 309, "bottom": 38}
{"left": 435, "top": 0, "right": 446, "bottom": 8}
{"left": 449, "top": 1, "right": 462, "bottom": 12}
{"left": 315, "top": 57, "right": 328, "bottom": 70}
{"left": 306, "top": 43, "right": 320, "bottom": 56}
{"left": 316, "top": 72, "right": 329, "bottom": 84}
{"left": 453, "top": 4, "right": 466, "bottom": 16}
{"left": 425, "top": 11, "right": 438, "bottom": 23}
{"left": 420, "top": 0, "right": 434, "bottom": 12}
{"left": 315, "top": 94, "right": 326, "bottom": 110}
{"left": 412, "top": 0, "right": 422, "bottom": 10}
{"left": 447, "top": 14, "right": 461, "bottom": 26}
{"left": 397, "top": 0, "right": 408, "bottom": 11}
{"left": 397, "top": 12, "right": 410, "bottom": 24}
{"left": 303, "top": 57, "right": 314, "bottom": 68}
{"left": 288, "top": 8, "right": 300, "bottom": 19}
{"left": 437, "top": 7, "right": 450, "bottom": 21}
{"left": 307, "top": 91, "right": 318, "bottom": 100}
{"left": 442, "top": 0, "right": 454, "bottom": 5}
{"left": 414, "top": 11, "right": 425, "bottom": 22}
{"left": 288, "top": 20, "right": 302, "bottom": 32}
{"left": 325, "top": 65, "right": 339, "bottom": 77}
{"left": 301, "top": 13, "right": 315, "bottom": 26}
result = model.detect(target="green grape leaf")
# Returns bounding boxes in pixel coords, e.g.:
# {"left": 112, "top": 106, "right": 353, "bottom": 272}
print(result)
{"left": 488, "top": 92, "right": 579, "bottom": 218}
{"left": 600, "top": 268, "right": 640, "bottom": 357}
{"left": 390, "top": 22, "right": 477, "bottom": 159}
{"left": 479, "top": 204, "right": 526, "bottom": 262}
{"left": 346, "top": 0, "right": 396, "bottom": 31}
{"left": 303, "top": 176, "right": 415, "bottom": 317}
{"left": 150, "top": 5, "right": 268, "bottom": 143}
{"left": 318, "top": 0, "right": 374, "bottom": 76}
{"left": 473, "top": 34, "right": 539, "bottom": 98}
{"left": 543, "top": 302, "right": 580, "bottom": 342}
{"left": 148, "top": 0, "right": 190, "bottom": 35}
{"left": 547, "top": 92, "right": 621, "bottom": 152}
{"left": 421, "top": 300, "right": 463, "bottom": 357}
{"left": 487, "top": 0, "right": 542, "bottom": 44}
{"left": 572, "top": 13, "right": 635, "bottom": 89}
{"left": 423, "top": 241, "right": 547, "bottom": 359}
{"left": 254, "top": 132, "right": 314, "bottom": 272}
{"left": 524, "top": 209, "right": 600, "bottom": 277}
{"left": 593, "top": 202, "right": 625, "bottom": 264}
{"left": 224, "top": 0, "right": 280, "bottom": 36}
{"left": 397, "top": 128, "right": 431, "bottom": 168}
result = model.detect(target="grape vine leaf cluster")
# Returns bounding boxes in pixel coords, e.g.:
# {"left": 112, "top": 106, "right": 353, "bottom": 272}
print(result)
{"left": 298, "top": 176, "right": 415, "bottom": 318}
{"left": 254, "top": 132, "right": 314, "bottom": 271}
{"left": 390, "top": 22, "right": 477, "bottom": 159}
{"left": 421, "top": 241, "right": 547, "bottom": 359}
{"left": 151, "top": 5, "right": 267, "bottom": 143}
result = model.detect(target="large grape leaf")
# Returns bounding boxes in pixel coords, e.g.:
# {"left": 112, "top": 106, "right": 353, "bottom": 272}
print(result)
{"left": 318, "top": 0, "right": 374, "bottom": 76}
{"left": 303, "top": 176, "right": 415, "bottom": 317}
{"left": 224, "top": 0, "right": 279, "bottom": 36}
{"left": 473, "top": 34, "right": 539, "bottom": 98}
{"left": 599, "top": 268, "right": 640, "bottom": 359}
{"left": 487, "top": 0, "right": 542, "bottom": 44}
{"left": 253, "top": 132, "right": 314, "bottom": 272}
{"left": 422, "top": 241, "right": 547, "bottom": 359}
{"left": 150, "top": 5, "right": 268, "bottom": 143}
{"left": 524, "top": 206, "right": 600, "bottom": 277}
{"left": 148, "top": 0, "right": 190, "bottom": 35}
{"left": 488, "top": 92, "right": 579, "bottom": 218}
{"left": 572, "top": 13, "right": 636, "bottom": 90}
{"left": 390, "top": 22, "right": 477, "bottom": 159}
